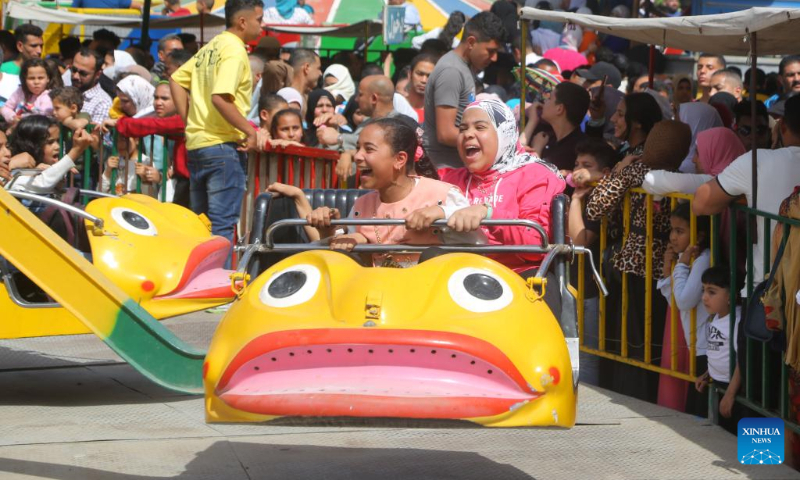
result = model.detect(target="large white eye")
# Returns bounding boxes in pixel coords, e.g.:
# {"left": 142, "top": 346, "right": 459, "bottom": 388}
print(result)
{"left": 448, "top": 267, "right": 513, "bottom": 313}
{"left": 259, "top": 264, "right": 321, "bottom": 308}
{"left": 111, "top": 207, "right": 158, "bottom": 236}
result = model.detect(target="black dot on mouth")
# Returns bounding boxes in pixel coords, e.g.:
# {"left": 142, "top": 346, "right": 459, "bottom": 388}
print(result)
{"left": 431, "top": 350, "right": 437, "bottom": 354}
{"left": 368, "top": 349, "right": 374, "bottom": 354}
{"left": 451, "top": 354, "right": 457, "bottom": 358}
{"left": 388, "top": 349, "right": 394, "bottom": 353}
{"left": 410, "top": 349, "right": 416, "bottom": 353}
{"left": 307, "top": 350, "right": 312, "bottom": 354}
{"left": 254, "top": 366, "right": 260, "bottom": 371}
{"left": 347, "top": 348, "right": 353, "bottom": 353}
{"left": 271, "top": 358, "right": 277, "bottom": 362}
{"left": 289, "top": 352, "right": 295, "bottom": 357}
{"left": 326, "top": 349, "right": 332, "bottom": 353}
{"left": 470, "top": 361, "right": 476, "bottom": 365}
{"left": 487, "top": 370, "right": 493, "bottom": 374}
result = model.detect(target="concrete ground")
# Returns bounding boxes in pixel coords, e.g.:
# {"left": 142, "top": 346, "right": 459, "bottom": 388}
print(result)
{"left": 0, "top": 312, "right": 798, "bottom": 480}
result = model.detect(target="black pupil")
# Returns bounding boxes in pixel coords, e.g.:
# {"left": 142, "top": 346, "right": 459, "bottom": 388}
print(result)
{"left": 464, "top": 273, "right": 502, "bottom": 300}
{"left": 121, "top": 211, "right": 149, "bottom": 230}
{"left": 268, "top": 271, "right": 307, "bottom": 298}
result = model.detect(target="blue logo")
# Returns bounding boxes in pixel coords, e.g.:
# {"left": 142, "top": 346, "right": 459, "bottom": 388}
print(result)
{"left": 738, "top": 418, "right": 784, "bottom": 465}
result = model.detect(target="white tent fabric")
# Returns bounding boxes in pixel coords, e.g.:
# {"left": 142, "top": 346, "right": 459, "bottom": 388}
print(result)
{"left": 264, "top": 20, "right": 383, "bottom": 38}
{"left": 7, "top": 2, "right": 141, "bottom": 25}
{"left": 519, "top": 7, "right": 800, "bottom": 55}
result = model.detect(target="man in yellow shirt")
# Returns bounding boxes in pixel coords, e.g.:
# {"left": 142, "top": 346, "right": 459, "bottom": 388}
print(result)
{"left": 170, "top": 0, "right": 263, "bottom": 265}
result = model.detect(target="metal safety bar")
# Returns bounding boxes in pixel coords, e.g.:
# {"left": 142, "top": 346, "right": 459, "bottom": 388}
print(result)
{"left": 7, "top": 191, "right": 104, "bottom": 231}
{"left": 264, "top": 218, "right": 550, "bottom": 249}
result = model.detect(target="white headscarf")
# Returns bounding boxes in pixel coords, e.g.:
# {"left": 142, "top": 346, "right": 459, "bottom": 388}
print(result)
{"left": 463, "top": 98, "right": 561, "bottom": 176}
{"left": 103, "top": 49, "right": 137, "bottom": 81}
{"left": 117, "top": 75, "right": 155, "bottom": 118}
{"left": 277, "top": 87, "right": 304, "bottom": 109}
{"left": 323, "top": 64, "right": 355, "bottom": 102}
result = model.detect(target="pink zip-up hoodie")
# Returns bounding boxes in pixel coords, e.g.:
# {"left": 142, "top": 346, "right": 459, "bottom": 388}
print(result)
{"left": 441, "top": 162, "right": 566, "bottom": 273}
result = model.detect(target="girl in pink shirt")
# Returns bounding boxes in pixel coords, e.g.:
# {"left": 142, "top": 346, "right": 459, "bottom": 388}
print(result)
{"left": 437, "top": 98, "right": 566, "bottom": 273}
{"left": 307, "top": 117, "right": 482, "bottom": 267}
{"left": 1, "top": 58, "right": 54, "bottom": 123}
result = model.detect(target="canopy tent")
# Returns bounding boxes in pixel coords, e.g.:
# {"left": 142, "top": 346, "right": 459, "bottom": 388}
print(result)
{"left": 519, "top": 7, "right": 800, "bottom": 56}
{"left": 6, "top": 2, "right": 141, "bottom": 25}
{"left": 264, "top": 20, "right": 384, "bottom": 38}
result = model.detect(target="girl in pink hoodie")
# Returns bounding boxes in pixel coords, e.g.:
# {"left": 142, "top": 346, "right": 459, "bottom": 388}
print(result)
{"left": 433, "top": 98, "right": 566, "bottom": 273}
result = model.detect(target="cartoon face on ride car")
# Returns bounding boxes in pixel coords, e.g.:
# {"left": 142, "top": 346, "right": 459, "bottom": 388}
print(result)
{"left": 204, "top": 250, "right": 576, "bottom": 428}
{"left": 85, "top": 194, "right": 235, "bottom": 318}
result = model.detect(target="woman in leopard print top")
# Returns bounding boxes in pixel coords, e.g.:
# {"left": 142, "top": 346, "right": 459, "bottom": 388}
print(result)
{"left": 589, "top": 119, "right": 693, "bottom": 403}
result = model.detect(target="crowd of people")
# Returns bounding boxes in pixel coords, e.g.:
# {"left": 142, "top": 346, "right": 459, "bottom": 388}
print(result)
{"left": 1, "top": 0, "right": 800, "bottom": 431}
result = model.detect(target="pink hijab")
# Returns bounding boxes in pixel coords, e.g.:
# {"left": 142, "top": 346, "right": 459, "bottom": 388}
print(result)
{"left": 695, "top": 127, "right": 746, "bottom": 176}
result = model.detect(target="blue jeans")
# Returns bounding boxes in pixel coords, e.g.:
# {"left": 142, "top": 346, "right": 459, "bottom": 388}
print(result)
{"left": 187, "top": 143, "right": 246, "bottom": 267}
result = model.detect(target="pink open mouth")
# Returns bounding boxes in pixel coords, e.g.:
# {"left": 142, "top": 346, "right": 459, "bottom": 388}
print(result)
{"left": 157, "top": 237, "right": 235, "bottom": 300}
{"left": 215, "top": 329, "right": 541, "bottom": 419}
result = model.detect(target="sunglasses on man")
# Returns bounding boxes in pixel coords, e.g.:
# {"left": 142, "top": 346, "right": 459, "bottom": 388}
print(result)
{"left": 70, "top": 66, "right": 93, "bottom": 77}
{"left": 736, "top": 125, "right": 770, "bottom": 136}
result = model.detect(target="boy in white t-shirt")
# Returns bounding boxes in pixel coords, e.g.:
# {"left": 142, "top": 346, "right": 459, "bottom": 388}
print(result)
{"left": 694, "top": 266, "right": 741, "bottom": 432}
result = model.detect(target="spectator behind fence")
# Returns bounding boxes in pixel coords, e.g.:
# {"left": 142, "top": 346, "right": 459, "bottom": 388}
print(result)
{"left": 6, "top": 116, "right": 91, "bottom": 200}
{"left": 116, "top": 74, "right": 155, "bottom": 118}
{"left": 1, "top": 58, "right": 55, "bottom": 123}
{"left": 151, "top": 34, "right": 183, "bottom": 83}
{"left": 285, "top": 49, "right": 321, "bottom": 116}
{"left": 732, "top": 100, "right": 770, "bottom": 152}
{"left": 586, "top": 119, "right": 692, "bottom": 403}
{"left": 177, "top": 33, "right": 198, "bottom": 56}
{"left": 170, "top": 0, "right": 263, "bottom": 264}
{"left": 531, "top": 82, "right": 590, "bottom": 174}
{"left": 411, "top": 10, "right": 466, "bottom": 50}
{"left": 0, "top": 25, "right": 42, "bottom": 77}
{"left": 765, "top": 55, "right": 800, "bottom": 109}
{"left": 49, "top": 86, "right": 90, "bottom": 132}
{"left": 318, "top": 75, "right": 400, "bottom": 178}
{"left": 709, "top": 70, "right": 743, "bottom": 103}
{"left": 100, "top": 131, "right": 153, "bottom": 195}
{"left": 71, "top": 48, "right": 112, "bottom": 125}
{"left": 307, "top": 117, "right": 480, "bottom": 268}
{"left": 589, "top": 91, "right": 663, "bottom": 162}
{"left": 305, "top": 89, "right": 342, "bottom": 148}
{"left": 269, "top": 108, "right": 304, "bottom": 147}
{"left": 657, "top": 203, "right": 711, "bottom": 416}
{"left": 437, "top": 98, "right": 566, "bottom": 272}
{"left": 543, "top": 27, "right": 587, "bottom": 74}
{"left": 677, "top": 102, "right": 723, "bottom": 173}
{"left": 694, "top": 95, "right": 800, "bottom": 293}
{"left": 196, "top": 0, "right": 215, "bottom": 14}
{"left": 322, "top": 64, "right": 355, "bottom": 105}
{"left": 695, "top": 53, "right": 726, "bottom": 104}
{"left": 164, "top": 49, "right": 192, "bottom": 81}
{"left": 405, "top": 54, "right": 437, "bottom": 124}
{"left": 694, "top": 265, "right": 742, "bottom": 434}
{"left": 102, "top": 82, "right": 191, "bottom": 208}
{"left": 568, "top": 138, "right": 616, "bottom": 386}
{"left": 424, "top": 11, "right": 505, "bottom": 169}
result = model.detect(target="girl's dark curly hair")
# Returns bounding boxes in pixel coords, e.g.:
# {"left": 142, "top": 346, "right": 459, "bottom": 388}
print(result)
{"left": 9, "top": 114, "right": 57, "bottom": 164}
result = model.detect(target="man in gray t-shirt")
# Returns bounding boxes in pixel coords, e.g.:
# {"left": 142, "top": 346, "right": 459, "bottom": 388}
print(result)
{"left": 423, "top": 12, "right": 505, "bottom": 169}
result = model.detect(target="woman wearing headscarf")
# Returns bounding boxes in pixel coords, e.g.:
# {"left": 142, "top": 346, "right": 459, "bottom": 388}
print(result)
{"left": 672, "top": 75, "right": 693, "bottom": 105}
{"left": 585, "top": 120, "right": 693, "bottom": 403}
{"left": 116, "top": 74, "right": 155, "bottom": 118}
{"left": 436, "top": 98, "right": 566, "bottom": 273}
{"left": 262, "top": 0, "right": 314, "bottom": 25}
{"left": 305, "top": 89, "right": 342, "bottom": 148}
{"left": 678, "top": 102, "right": 723, "bottom": 173}
{"left": 323, "top": 64, "right": 355, "bottom": 105}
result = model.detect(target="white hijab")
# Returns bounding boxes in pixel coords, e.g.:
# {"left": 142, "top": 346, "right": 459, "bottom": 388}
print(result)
{"left": 117, "top": 75, "right": 155, "bottom": 118}
{"left": 323, "top": 64, "right": 355, "bottom": 102}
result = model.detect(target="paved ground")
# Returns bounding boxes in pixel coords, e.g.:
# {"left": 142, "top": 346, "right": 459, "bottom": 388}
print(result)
{"left": 0, "top": 312, "right": 798, "bottom": 479}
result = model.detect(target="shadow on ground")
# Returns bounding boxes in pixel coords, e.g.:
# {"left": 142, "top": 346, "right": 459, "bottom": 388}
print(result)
{"left": 0, "top": 441, "right": 535, "bottom": 480}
